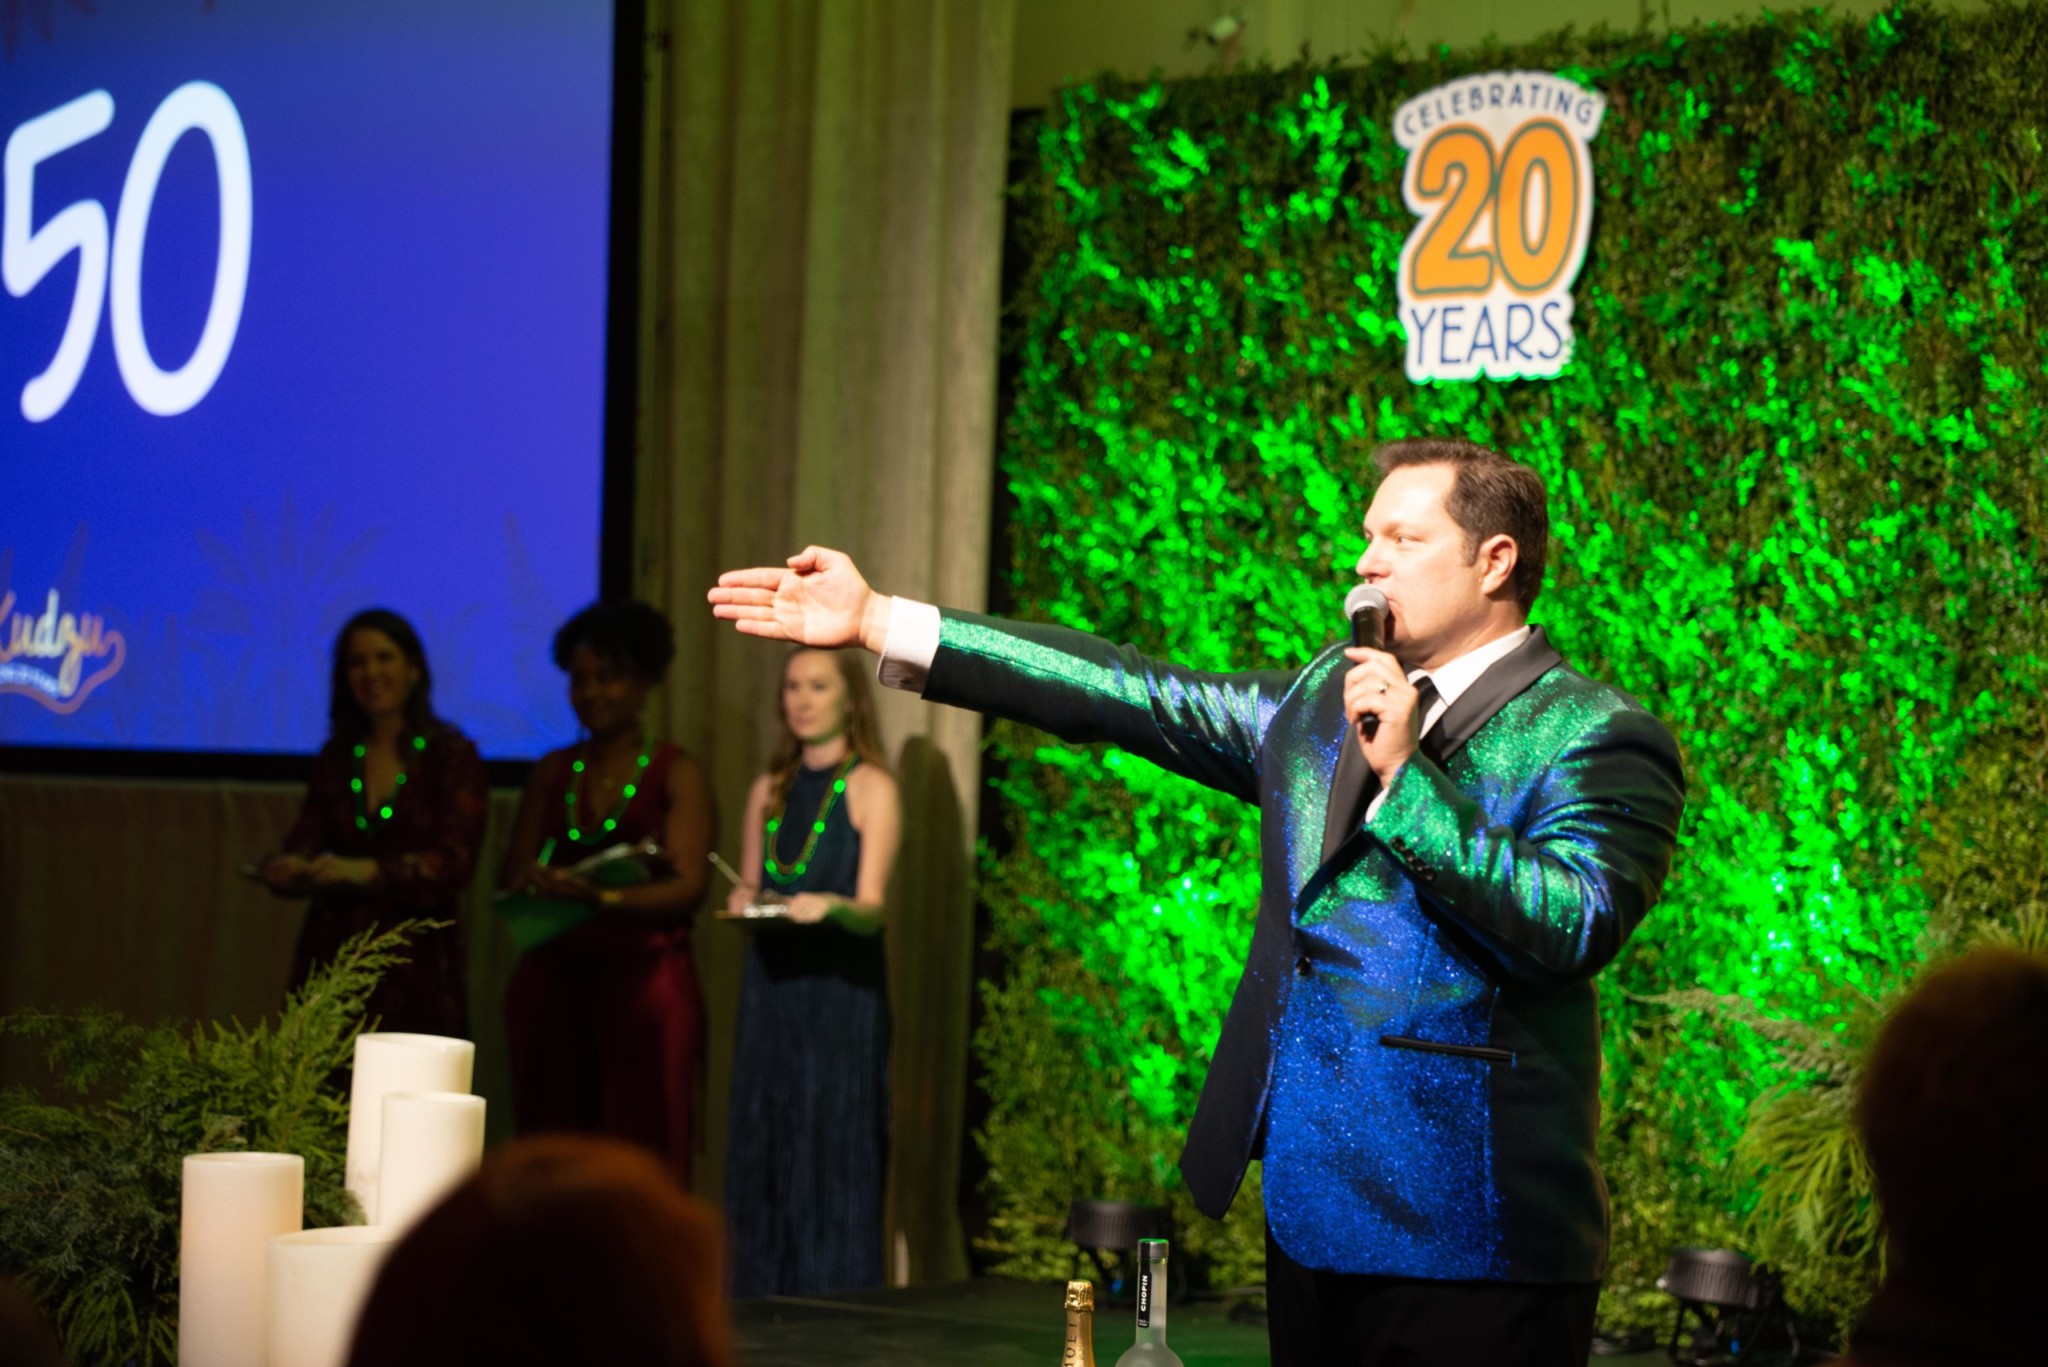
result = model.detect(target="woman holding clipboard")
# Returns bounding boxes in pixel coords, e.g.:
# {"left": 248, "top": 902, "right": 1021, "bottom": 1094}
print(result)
{"left": 721, "top": 647, "right": 899, "bottom": 1295}
{"left": 499, "top": 601, "right": 715, "bottom": 1184}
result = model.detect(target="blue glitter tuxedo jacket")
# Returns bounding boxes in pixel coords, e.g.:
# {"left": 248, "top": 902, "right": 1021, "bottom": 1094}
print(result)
{"left": 921, "top": 611, "right": 1685, "bottom": 1283}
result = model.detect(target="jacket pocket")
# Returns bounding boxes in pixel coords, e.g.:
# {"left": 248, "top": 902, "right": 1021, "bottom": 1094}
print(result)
{"left": 1379, "top": 1033, "right": 1515, "bottom": 1065}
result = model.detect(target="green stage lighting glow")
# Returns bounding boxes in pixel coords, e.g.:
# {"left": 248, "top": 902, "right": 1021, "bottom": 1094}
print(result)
{"left": 979, "top": 3, "right": 2048, "bottom": 1329}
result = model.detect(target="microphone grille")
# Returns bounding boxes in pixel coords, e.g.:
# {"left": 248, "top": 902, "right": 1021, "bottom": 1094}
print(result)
{"left": 1344, "top": 584, "right": 1388, "bottom": 619}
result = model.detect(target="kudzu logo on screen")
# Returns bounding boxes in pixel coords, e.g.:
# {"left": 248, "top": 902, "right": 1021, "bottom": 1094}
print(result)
{"left": 4, "top": 81, "right": 251, "bottom": 420}
{"left": 0, "top": 587, "right": 127, "bottom": 714}
{"left": 1392, "top": 72, "right": 1606, "bottom": 384}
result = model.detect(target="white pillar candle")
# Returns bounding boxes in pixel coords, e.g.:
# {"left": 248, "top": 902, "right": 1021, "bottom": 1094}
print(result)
{"left": 376, "top": 1091, "right": 486, "bottom": 1230}
{"left": 344, "top": 1033, "right": 474, "bottom": 1219}
{"left": 180, "top": 1152, "right": 304, "bottom": 1367}
{"left": 266, "top": 1227, "right": 403, "bottom": 1367}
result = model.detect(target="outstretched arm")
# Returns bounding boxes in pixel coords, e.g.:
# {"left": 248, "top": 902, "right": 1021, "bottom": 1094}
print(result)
{"left": 920, "top": 610, "right": 1291, "bottom": 805}
{"left": 710, "top": 546, "right": 1293, "bottom": 803}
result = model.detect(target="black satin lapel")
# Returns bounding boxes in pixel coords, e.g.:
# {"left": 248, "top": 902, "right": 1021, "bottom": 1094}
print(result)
{"left": 1321, "top": 723, "right": 1377, "bottom": 863}
{"left": 1424, "top": 626, "right": 1565, "bottom": 765}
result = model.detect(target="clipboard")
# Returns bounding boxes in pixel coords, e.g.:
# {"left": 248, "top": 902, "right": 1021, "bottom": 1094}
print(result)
{"left": 707, "top": 851, "right": 790, "bottom": 920}
{"left": 492, "top": 841, "right": 668, "bottom": 951}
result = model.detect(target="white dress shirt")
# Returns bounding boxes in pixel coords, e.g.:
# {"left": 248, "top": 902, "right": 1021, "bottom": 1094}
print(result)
{"left": 875, "top": 596, "right": 944, "bottom": 691}
{"left": 1363, "top": 623, "right": 1530, "bottom": 822}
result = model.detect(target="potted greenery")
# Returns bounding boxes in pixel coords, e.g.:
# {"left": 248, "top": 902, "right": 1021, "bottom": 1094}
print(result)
{"left": 0, "top": 923, "right": 425, "bottom": 1366}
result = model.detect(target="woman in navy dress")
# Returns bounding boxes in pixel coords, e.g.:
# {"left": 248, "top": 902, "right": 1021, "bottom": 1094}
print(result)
{"left": 500, "top": 601, "right": 715, "bottom": 1184}
{"left": 724, "top": 648, "right": 899, "bottom": 1295}
{"left": 263, "top": 609, "right": 485, "bottom": 1037}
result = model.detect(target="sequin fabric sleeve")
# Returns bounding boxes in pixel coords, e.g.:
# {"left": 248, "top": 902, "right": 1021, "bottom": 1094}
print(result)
{"left": 922, "top": 609, "right": 1296, "bottom": 804}
{"left": 1371, "top": 700, "right": 1685, "bottom": 984}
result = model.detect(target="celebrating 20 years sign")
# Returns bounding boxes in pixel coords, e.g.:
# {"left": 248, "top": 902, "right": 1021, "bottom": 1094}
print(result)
{"left": 1394, "top": 71, "right": 1606, "bottom": 383}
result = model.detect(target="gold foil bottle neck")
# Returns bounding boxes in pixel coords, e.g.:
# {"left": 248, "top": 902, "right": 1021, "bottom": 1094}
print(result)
{"left": 1064, "top": 1279, "right": 1095, "bottom": 1312}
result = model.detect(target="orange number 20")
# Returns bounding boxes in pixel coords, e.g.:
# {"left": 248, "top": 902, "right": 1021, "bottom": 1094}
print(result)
{"left": 1408, "top": 119, "right": 1582, "bottom": 298}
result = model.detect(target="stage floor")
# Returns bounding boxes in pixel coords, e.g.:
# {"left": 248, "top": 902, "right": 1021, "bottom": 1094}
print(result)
{"left": 732, "top": 1277, "right": 1674, "bottom": 1365}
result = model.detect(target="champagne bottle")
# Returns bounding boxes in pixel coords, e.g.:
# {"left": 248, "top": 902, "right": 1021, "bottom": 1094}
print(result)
{"left": 1113, "top": 1239, "right": 1184, "bottom": 1366}
{"left": 1060, "top": 1279, "right": 1096, "bottom": 1367}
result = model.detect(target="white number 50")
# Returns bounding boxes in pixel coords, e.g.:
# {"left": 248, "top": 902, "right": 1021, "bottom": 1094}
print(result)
{"left": 4, "top": 82, "right": 251, "bottom": 423}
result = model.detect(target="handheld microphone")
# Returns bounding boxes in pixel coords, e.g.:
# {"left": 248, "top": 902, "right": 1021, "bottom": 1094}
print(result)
{"left": 1345, "top": 584, "right": 1388, "bottom": 651}
{"left": 1344, "top": 585, "right": 1389, "bottom": 740}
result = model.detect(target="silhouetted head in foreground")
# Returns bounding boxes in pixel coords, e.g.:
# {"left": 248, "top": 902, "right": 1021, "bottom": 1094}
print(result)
{"left": 1849, "top": 947, "right": 2048, "bottom": 1364}
{"left": 0, "top": 1274, "right": 64, "bottom": 1367}
{"left": 347, "top": 1135, "right": 731, "bottom": 1367}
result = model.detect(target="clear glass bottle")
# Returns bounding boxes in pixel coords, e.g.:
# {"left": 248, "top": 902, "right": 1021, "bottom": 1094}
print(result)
{"left": 1113, "top": 1239, "right": 1183, "bottom": 1366}
{"left": 1061, "top": 1279, "right": 1097, "bottom": 1367}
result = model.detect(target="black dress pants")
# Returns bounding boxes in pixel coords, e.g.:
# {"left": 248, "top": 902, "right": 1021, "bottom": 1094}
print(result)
{"left": 1265, "top": 1225, "right": 1600, "bottom": 1367}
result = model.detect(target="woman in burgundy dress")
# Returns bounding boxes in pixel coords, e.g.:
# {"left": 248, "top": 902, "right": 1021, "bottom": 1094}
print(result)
{"left": 500, "top": 601, "right": 715, "bottom": 1184}
{"left": 262, "top": 609, "right": 486, "bottom": 1037}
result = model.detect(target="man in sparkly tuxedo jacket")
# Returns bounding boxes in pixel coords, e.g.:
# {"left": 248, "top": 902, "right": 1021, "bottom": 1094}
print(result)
{"left": 711, "top": 439, "right": 1686, "bottom": 1366}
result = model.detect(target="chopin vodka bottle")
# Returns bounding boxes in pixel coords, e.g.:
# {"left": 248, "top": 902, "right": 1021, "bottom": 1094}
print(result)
{"left": 1114, "top": 1240, "right": 1184, "bottom": 1366}
{"left": 1061, "top": 1280, "right": 1097, "bottom": 1367}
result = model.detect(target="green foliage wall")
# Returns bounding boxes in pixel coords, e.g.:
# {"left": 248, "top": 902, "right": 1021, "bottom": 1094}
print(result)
{"left": 977, "top": 1, "right": 2048, "bottom": 1328}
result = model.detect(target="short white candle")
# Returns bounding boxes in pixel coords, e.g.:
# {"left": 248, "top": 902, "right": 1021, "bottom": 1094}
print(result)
{"left": 344, "top": 1033, "right": 474, "bottom": 1219}
{"left": 267, "top": 1227, "right": 403, "bottom": 1367}
{"left": 376, "top": 1091, "right": 486, "bottom": 1230}
{"left": 179, "top": 1152, "right": 303, "bottom": 1367}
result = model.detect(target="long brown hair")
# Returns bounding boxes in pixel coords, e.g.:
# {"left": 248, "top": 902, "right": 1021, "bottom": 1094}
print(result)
{"left": 766, "top": 648, "right": 889, "bottom": 812}
{"left": 328, "top": 608, "right": 439, "bottom": 744}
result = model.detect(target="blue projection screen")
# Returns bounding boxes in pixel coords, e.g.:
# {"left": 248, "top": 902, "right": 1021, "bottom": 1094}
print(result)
{"left": 1, "top": 0, "right": 617, "bottom": 760}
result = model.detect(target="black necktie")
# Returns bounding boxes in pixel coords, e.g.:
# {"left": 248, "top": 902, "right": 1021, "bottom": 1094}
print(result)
{"left": 1410, "top": 673, "right": 1442, "bottom": 738}
{"left": 1320, "top": 673, "right": 1443, "bottom": 862}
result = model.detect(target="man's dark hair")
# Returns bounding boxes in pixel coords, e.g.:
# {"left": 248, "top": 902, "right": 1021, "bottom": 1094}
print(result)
{"left": 551, "top": 600, "right": 676, "bottom": 682}
{"left": 1855, "top": 948, "right": 2048, "bottom": 1316}
{"left": 1371, "top": 438, "right": 1549, "bottom": 610}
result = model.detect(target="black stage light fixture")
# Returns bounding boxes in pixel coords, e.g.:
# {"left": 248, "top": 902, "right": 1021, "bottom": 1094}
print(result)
{"left": 1067, "top": 1199, "right": 1171, "bottom": 1303}
{"left": 1656, "top": 1247, "right": 1802, "bottom": 1364}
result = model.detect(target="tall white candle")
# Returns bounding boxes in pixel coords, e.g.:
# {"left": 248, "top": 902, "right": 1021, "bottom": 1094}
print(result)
{"left": 179, "top": 1152, "right": 303, "bottom": 1367}
{"left": 344, "top": 1033, "right": 474, "bottom": 1219}
{"left": 376, "top": 1091, "right": 486, "bottom": 1230}
{"left": 266, "top": 1227, "right": 402, "bottom": 1367}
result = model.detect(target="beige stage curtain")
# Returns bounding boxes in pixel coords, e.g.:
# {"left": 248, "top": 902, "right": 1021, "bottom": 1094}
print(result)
{"left": 0, "top": 779, "right": 308, "bottom": 1077}
{"left": 0, "top": 777, "right": 527, "bottom": 1137}
{"left": 635, "top": 0, "right": 1014, "bottom": 1287}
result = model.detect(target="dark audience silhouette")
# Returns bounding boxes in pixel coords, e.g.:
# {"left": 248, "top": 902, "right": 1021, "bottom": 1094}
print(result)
{"left": 346, "top": 1135, "right": 731, "bottom": 1367}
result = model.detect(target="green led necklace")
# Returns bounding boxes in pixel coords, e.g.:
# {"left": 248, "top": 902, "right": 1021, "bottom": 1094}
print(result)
{"left": 566, "top": 737, "right": 651, "bottom": 843}
{"left": 764, "top": 753, "right": 859, "bottom": 884}
{"left": 353, "top": 734, "right": 428, "bottom": 831}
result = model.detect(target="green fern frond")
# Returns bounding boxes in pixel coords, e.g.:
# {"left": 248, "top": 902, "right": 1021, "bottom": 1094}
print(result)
{"left": 0, "top": 920, "right": 428, "bottom": 1365}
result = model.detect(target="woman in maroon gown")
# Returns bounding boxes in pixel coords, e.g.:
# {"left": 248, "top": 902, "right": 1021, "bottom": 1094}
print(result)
{"left": 263, "top": 609, "right": 486, "bottom": 1037}
{"left": 500, "top": 601, "right": 715, "bottom": 1184}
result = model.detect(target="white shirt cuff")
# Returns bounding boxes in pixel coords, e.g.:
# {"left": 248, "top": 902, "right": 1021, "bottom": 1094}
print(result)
{"left": 876, "top": 597, "right": 941, "bottom": 693}
{"left": 1364, "top": 790, "right": 1388, "bottom": 824}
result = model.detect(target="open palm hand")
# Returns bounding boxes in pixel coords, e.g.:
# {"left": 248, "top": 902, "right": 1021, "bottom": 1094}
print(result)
{"left": 707, "top": 546, "right": 887, "bottom": 651}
